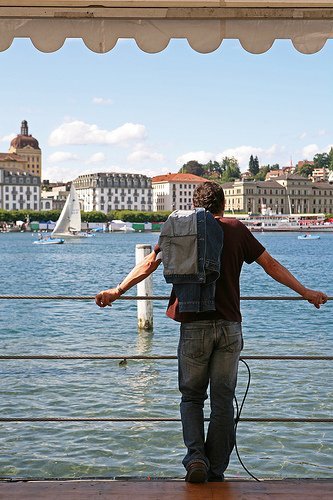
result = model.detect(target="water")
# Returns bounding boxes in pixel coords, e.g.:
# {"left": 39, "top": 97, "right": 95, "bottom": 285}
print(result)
{"left": 0, "top": 231, "right": 332, "bottom": 479}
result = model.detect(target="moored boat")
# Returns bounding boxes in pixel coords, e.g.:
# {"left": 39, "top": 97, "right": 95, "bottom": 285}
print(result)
{"left": 33, "top": 236, "right": 65, "bottom": 245}
{"left": 298, "top": 234, "right": 320, "bottom": 240}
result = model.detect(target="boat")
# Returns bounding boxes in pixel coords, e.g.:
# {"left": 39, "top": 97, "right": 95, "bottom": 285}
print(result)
{"left": 33, "top": 234, "right": 65, "bottom": 245}
{"left": 298, "top": 234, "right": 320, "bottom": 240}
{"left": 51, "top": 183, "right": 85, "bottom": 238}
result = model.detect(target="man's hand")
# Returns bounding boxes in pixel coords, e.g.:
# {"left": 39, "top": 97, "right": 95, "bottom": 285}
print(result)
{"left": 95, "top": 288, "right": 121, "bottom": 308}
{"left": 302, "top": 289, "right": 328, "bottom": 309}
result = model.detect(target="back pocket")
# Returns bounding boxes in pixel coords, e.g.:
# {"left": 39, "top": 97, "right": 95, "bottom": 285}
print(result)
{"left": 180, "top": 328, "right": 204, "bottom": 358}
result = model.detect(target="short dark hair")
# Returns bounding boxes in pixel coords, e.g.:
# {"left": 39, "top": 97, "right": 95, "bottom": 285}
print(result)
{"left": 192, "top": 181, "right": 225, "bottom": 214}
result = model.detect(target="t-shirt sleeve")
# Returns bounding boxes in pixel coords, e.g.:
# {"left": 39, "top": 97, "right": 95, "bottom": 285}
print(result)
{"left": 240, "top": 223, "right": 265, "bottom": 264}
{"left": 154, "top": 243, "right": 163, "bottom": 261}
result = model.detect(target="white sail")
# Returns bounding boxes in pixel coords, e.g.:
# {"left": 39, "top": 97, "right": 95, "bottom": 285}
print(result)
{"left": 52, "top": 184, "right": 81, "bottom": 236}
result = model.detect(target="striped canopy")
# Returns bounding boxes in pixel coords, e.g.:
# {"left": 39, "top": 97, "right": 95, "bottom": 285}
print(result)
{"left": 0, "top": 1, "right": 332, "bottom": 54}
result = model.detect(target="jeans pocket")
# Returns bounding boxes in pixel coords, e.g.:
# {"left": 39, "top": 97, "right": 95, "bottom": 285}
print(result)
{"left": 179, "top": 328, "right": 205, "bottom": 359}
{"left": 223, "top": 323, "right": 243, "bottom": 353}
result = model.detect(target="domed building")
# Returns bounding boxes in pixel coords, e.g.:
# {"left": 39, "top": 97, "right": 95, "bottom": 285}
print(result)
{"left": 9, "top": 120, "right": 42, "bottom": 177}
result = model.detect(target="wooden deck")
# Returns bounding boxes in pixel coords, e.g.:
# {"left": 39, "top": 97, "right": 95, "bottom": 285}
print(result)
{"left": 0, "top": 478, "right": 332, "bottom": 500}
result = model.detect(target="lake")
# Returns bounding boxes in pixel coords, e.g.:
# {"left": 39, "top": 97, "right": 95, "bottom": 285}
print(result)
{"left": 0, "top": 231, "right": 332, "bottom": 479}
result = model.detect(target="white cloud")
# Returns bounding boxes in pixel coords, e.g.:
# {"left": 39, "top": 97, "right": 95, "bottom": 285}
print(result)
{"left": 86, "top": 152, "right": 106, "bottom": 164}
{"left": 48, "top": 151, "right": 79, "bottom": 163}
{"left": 217, "top": 145, "right": 281, "bottom": 170}
{"left": 301, "top": 144, "right": 319, "bottom": 160}
{"left": 127, "top": 148, "right": 164, "bottom": 163}
{"left": 176, "top": 151, "right": 214, "bottom": 166}
{"left": 318, "top": 129, "right": 326, "bottom": 136}
{"left": 92, "top": 97, "right": 113, "bottom": 105}
{"left": 0, "top": 133, "right": 16, "bottom": 142}
{"left": 48, "top": 120, "right": 147, "bottom": 146}
{"left": 299, "top": 132, "right": 307, "bottom": 140}
{"left": 43, "top": 163, "right": 122, "bottom": 183}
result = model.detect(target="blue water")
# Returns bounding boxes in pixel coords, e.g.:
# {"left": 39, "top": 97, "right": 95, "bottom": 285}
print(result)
{"left": 0, "top": 231, "right": 332, "bottom": 479}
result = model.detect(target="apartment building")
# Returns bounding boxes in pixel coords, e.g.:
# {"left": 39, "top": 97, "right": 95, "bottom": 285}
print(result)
{"left": 223, "top": 174, "right": 333, "bottom": 214}
{"left": 151, "top": 173, "right": 206, "bottom": 211}
{"left": 0, "top": 168, "right": 41, "bottom": 211}
{"left": 73, "top": 172, "right": 152, "bottom": 213}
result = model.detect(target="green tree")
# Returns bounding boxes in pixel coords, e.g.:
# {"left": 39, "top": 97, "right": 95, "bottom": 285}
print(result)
{"left": 81, "top": 211, "right": 107, "bottom": 223}
{"left": 313, "top": 152, "right": 329, "bottom": 169}
{"left": 328, "top": 147, "right": 333, "bottom": 171}
{"left": 220, "top": 157, "right": 241, "bottom": 182}
{"left": 255, "top": 166, "right": 270, "bottom": 181}
{"left": 249, "top": 155, "right": 259, "bottom": 176}
{"left": 298, "top": 162, "right": 314, "bottom": 178}
{"left": 179, "top": 160, "right": 205, "bottom": 177}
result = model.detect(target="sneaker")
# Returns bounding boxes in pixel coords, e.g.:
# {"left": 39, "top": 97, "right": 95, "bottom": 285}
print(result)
{"left": 185, "top": 461, "right": 208, "bottom": 483}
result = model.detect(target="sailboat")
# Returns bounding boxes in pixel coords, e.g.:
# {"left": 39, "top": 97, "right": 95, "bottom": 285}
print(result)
{"left": 51, "top": 183, "right": 84, "bottom": 238}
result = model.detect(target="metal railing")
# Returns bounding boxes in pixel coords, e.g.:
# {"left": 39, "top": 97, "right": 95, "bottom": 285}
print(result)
{"left": 0, "top": 294, "right": 332, "bottom": 424}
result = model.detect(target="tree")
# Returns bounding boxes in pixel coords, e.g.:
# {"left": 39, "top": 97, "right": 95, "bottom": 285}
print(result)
{"left": 179, "top": 160, "right": 205, "bottom": 177}
{"left": 255, "top": 166, "right": 270, "bottom": 181}
{"left": 313, "top": 152, "right": 330, "bottom": 169}
{"left": 298, "top": 162, "right": 314, "bottom": 178}
{"left": 249, "top": 155, "right": 259, "bottom": 176}
{"left": 220, "top": 157, "right": 241, "bottom": 182}
{"left": 328, "top": 147, "right": 333, "bottom": 171}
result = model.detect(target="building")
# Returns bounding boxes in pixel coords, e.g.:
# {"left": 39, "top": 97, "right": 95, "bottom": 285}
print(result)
{"left": 8, "top": 120, "right": 42, "bottom": 177}
{"left": 73, "top": 172, "right": 152, "bottom": 213}
{"left": 223, "top": 174, "right": 333, "bottom": 215}
{"left": 0, "top": 152, "right": 27, "bottom": 172}
{"left": 0, "top": 168, "right": 41, "bottom": 211}
{"left": 40, "top": 184, "right": 69, "bottom": 211}
{"left": 310, "top": 167, "right": 329, "bottom": 182}
{"left": 151, "top": 173, "right": 206, "bottom": 211}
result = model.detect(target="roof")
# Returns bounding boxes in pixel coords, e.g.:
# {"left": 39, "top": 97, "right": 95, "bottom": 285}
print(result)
{"left": 0, "top": 152, "right": 26, "bottom": 162}
{"left": 10, "top": 135, "right": 40, "bottom": 150}
{"left": 312, "top": 182, "right": 333, "bottom": 189}
{"left": 151, "top": 173, "right": 206, "bottom": 184}
{"left": 275, "top": 173, "right": 311, "bottom": 181}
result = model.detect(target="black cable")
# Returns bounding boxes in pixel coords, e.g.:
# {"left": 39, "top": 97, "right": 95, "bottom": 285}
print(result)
{"left": 234, "top": 358, "right": 261, "bottom": 481}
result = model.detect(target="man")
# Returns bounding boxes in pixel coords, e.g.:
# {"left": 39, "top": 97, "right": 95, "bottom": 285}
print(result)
{"left": 95, "top": 181, "right": 327, "bottom": 483}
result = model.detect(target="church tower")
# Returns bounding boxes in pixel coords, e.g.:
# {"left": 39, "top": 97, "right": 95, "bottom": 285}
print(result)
{"left": 9, "top": 120, "right": 42, "bottom": 178}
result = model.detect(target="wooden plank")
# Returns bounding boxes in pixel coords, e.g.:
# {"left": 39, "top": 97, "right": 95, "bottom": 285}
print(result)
{"left": 0, "top": 2, "right": 333, "bottom": 9}
{"left": 0, "top": 479, "right": 332, "bottom": 500}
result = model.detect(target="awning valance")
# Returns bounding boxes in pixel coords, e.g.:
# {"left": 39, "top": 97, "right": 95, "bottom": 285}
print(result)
{"left": 0, "top": 1, "right": 332, "bottom": 54}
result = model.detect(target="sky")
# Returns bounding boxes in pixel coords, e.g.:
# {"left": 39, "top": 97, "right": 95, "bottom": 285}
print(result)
{"left": 0, "top": 37, "right": 332, "bottom": 182}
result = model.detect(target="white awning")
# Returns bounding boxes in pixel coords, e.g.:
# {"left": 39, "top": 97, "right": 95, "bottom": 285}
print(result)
{"left": 0, "top": 1, "right": 332, "bottom": 54}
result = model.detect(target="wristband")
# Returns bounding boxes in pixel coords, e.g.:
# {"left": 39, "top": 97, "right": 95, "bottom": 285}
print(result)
{"left": 116, "top": 284, "right": 125, "bottom": 295}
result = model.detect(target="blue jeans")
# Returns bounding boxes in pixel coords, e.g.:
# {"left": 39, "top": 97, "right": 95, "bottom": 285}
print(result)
{"left": 178, "top": 319, "right": 243, "bottom": 477}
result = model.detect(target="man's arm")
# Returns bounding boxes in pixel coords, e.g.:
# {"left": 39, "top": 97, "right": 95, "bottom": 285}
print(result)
{"left": 256, "top": 250, "right": 328, "bottom": 309}
{"left": 95, "top": 251, "right": 162, "bottom": 308}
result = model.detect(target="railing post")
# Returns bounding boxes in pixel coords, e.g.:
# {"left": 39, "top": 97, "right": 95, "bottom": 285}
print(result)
{"left": 135, "top": 244, "right": 153, "bottom": 331}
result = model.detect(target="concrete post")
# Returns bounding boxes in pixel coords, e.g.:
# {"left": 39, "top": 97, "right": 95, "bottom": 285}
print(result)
{"left": 136, "top": 244, "right": 153, "bottom": 331}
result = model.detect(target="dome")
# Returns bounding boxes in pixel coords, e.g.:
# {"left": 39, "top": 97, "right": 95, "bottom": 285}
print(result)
{"left": 10, "top": 135, "right": 40, "bottom": 150}
{"left": 10, "top": 120, "right": 40, "bottom": 150}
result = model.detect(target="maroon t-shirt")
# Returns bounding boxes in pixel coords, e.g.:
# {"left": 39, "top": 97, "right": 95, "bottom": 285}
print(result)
{"left": 155, "top": 217, "right": 265, "bottom": 323}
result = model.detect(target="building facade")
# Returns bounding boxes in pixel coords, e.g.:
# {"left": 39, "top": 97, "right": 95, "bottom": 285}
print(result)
{"left": 223, "top": 174, "right": 333, "bottom": 215}
{"left": 151, "top": 173, "right": 206, "bottom": 212}
{"left": 73, "top": 172, "right": 152, "bottom": 213}
{"left": 9, "top": 121, "right": 42, "bottom": 177}
{"left": 0, "top": 168, "right": 41, "bottom": 211}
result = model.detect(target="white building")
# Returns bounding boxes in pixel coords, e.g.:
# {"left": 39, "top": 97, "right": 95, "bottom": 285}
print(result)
{"left": 152, "top": 173, "right": 206, "bottom": 212}
{"left": 73, "top": 172, "right": 152, "bottom": 213}
{"left": 0, "top": 168, "right": 41, "bottom": 211}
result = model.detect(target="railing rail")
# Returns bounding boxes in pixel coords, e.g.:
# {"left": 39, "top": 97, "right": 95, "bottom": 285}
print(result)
{"left": 0, "top": 295, "right": 332, "bottom": 301}
{"left": 1, "top": 295, "right": 331, "bottom": 425}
